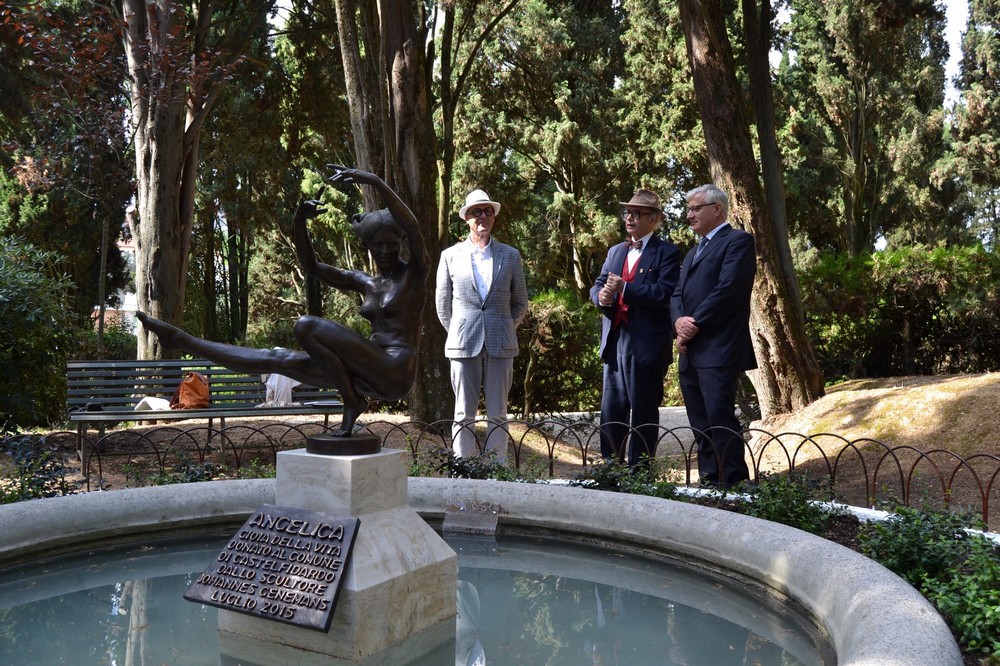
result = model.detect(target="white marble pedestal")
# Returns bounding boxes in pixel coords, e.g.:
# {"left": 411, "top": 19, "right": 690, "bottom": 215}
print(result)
{"left": 218, "top": 448, "right": 457, "bottom": 662}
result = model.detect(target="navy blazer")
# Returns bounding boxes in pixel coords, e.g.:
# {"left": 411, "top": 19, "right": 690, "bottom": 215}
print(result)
{"left": 669, "top": 224, "right": 757, "bottom": 371}
{"left": 590, "top": 235, "right": 681, "bottom": 369}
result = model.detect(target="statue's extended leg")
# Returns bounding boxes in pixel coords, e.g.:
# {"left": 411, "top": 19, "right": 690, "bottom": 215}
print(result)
{"left": 136, "top": 312, "right": 188, "bottom": 351}
{"left": 136, "top": 312, "right": 324, "bottom": 385}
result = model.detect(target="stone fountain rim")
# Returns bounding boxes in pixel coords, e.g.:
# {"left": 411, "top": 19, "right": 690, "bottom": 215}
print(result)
{"left": 0, "top": 476, "right": 962, "bottom": 666}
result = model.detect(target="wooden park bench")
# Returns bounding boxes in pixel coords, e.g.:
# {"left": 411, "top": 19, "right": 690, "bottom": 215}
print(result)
{"left": 67, "top": 358, "right": 344, "bottom": 456}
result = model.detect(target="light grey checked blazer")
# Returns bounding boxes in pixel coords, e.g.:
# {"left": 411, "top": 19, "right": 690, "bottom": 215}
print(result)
{"left": 435, "top": 240, "right": 529, "bottom": 359}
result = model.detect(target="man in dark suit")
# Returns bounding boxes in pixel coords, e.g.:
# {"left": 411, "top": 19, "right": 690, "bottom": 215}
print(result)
{"left": 670, "top": 184, "right": 757, "bottom": 488}
{"left": 591, "top": 189, "right": 681, "bottom": 468}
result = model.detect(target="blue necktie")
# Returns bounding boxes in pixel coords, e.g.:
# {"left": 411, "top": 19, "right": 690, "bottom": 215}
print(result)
{"left": 695, "top": 237, "right": 709, "bottom": 259}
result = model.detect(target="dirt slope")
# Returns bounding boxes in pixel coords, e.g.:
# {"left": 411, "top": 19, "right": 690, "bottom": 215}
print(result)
{"left": 759, "top": 372, "right": 1000, "bottom": 457}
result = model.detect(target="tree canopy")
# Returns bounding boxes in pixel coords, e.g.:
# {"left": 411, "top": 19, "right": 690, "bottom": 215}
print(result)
{"left": 2, "top": 0, "right": 997, "bottom": 427}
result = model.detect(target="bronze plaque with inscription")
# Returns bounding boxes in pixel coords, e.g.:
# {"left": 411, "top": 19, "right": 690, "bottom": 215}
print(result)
{"left": 184, "top": 504, "right": 359, "bottom": 632}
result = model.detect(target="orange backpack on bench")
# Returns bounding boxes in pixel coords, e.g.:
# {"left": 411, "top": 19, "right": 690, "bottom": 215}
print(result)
{"left": 170, "top": 372, "right": 210, "bottom": 409}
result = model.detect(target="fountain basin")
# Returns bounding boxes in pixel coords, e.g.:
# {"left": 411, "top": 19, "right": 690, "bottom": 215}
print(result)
{"left": 0, "top": 476, "right": 962, "bottom": 665}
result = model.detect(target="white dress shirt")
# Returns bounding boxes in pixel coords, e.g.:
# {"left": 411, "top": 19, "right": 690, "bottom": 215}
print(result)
{"left": 469, "top": 238, "right": 494, "bottom": 301}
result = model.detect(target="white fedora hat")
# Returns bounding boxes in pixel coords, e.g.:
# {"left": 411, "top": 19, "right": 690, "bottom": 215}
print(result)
{"left": 459, "top": 189, "right": 501, "bottom": 219}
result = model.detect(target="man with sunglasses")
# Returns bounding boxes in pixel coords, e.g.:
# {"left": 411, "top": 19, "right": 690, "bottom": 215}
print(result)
{"left": 436, "top": 189, "right": 528, "bottom": 464}
{"left": 591, "top": 189, "right": 681, "bottom": 469}
{"left": 670, "top": 184, "right": 756, "bottom": 488}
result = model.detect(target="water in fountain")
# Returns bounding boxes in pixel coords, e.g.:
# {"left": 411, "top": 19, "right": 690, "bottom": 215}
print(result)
{"left": 0, "top": 530, "right": 829, "bottom": 665}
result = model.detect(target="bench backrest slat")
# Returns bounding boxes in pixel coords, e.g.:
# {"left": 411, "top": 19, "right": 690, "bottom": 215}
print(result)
{"left": 66, "top": 358, "right": 339, "bottom": 411}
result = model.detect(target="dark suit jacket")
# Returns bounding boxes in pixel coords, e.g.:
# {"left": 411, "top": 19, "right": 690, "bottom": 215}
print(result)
{"left": 669, "top": 224, "right": 757, "bottom": 372}
{"left": 590, "top": 235, "right": 681, "bottom": 369}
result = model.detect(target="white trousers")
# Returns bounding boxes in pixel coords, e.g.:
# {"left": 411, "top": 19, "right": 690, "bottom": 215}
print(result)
{"left": 450, "top": 349, "right": 513, "bottom": 464}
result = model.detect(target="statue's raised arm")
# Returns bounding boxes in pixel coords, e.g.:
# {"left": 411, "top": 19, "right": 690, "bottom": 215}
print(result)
{"left": 292, "top": 188, "right": 362, "bottom": 292}
{"left": 327, "top": 164, "right": 429, "bottom": 280}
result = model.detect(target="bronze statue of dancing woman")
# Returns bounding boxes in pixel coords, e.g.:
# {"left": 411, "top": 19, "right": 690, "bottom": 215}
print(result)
{"left": 137, "top": 165, "right": 429, "bottom": 436}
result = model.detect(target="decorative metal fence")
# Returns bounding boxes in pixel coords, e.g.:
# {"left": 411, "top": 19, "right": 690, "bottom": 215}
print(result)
{"left": 5, "top": 416, "right": 998, "bottom": 528}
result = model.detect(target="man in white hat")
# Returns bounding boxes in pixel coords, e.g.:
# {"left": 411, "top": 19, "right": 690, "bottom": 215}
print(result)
{"left": 436, "top": 189, "right": 529, "bottom": 464}
{"left": 591, "top": 188, "right": 681, "bottom": 469}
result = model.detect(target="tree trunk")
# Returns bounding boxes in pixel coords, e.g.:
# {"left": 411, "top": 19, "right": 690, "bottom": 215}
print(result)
{"left": 333, "top": 0, "right": 388, "bottom": 198}
{"left": 118, "top": 0, "right": 271, "bottom": 358}
{"left": 379, "top": 0, "right": 448, "bottom": 424}
{"left": 742, "top": 0, "right": 825, "bottom": 408}
{"left": 437, "top": 6, "right": 457, "bottom": 248}
{"left": 120, "top": 0, "right": 193, "bottom": 359}
{"left": 335, "top": 0, "right": 448, "bottom": 423}
{"left": 568, "top": 211, "right": 590, "bottom": 300}
{"left": 236, "top": 226, "right": 249, "bottom": 340}
{"left": 201, "top": 200, "right": 218, "bottom": 341}
{"left": 679, "top": 0, "right": 824, "bottom": 417}
{"left": 96, "top": 204, "right": 110, "bottom": 359}
{"left": 131, "top": 129, "right": 191, "bottom": 360}
{"left": 435, "top": 2, "right": 522, "bottom": 249}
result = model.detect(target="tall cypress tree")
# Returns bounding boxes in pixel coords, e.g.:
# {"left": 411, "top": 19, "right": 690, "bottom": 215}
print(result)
{"left": 778, "top": 0, "right": 949, "bottom": 255}
{"left": 953, "top": 0, "right": 1000, "bottom": 249}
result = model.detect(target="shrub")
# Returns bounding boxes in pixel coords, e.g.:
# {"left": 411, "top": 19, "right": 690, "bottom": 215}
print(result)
{"left": 922, "top": 540, "right": 1000, "bottom": 658}
{"left": 150, "top": 450, "right": 224, "bottom": 485}
{"left": 570, "top": 458, "right": 679, "bottom": 499}
{"left": 421, "top": 447, "right": 543, "bottom": 483}
{"left": 859, "top": 506, "right": 984, "bottom": 586}
{"left": 739, "top": 473, "right": 833, "bottom": 535}
{"left": 513, "top": 290, "right": 602, "bottom": 416}
{"left": 0, "top": 237, "right": 75, "bottom": 432}
{"left": 237, "top": 457, "right": 277, "bottom": 479}
{"left": 0, "top": 434, "right": 79, "bottom": 502}
{"left": 72, "top": 313, "right": 137, "bottom": 360}
{"left": 860, "top": 506, "right": 999, "bottom": 660}
{"left": 798, "top": 245, "right": 1000, "bottom": 379}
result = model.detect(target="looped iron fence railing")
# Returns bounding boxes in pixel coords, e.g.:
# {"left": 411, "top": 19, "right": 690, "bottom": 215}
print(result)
{"left": 5, "top": 416, "right": 998, "bottom": 527}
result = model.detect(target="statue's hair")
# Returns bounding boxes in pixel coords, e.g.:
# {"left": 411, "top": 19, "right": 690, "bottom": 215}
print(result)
{"left": 351, "top": 209, "right": 404, "bottom": 244}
